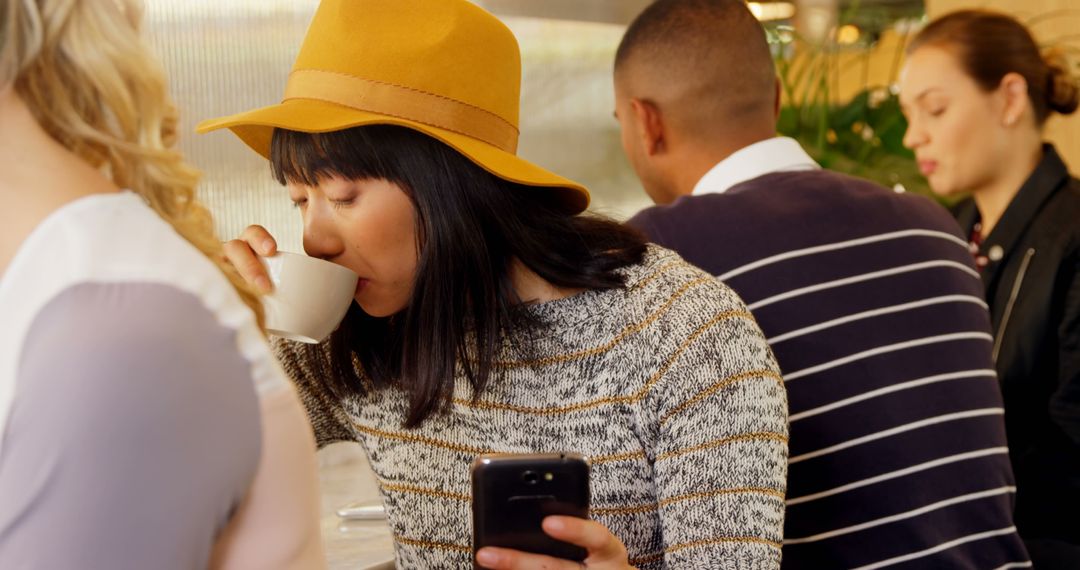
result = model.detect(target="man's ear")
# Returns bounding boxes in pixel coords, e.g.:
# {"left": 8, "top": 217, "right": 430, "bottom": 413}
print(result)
{"left": 629, "top": 98, "right": 665, "bottom": 156}
{"left": 999, "top": 72, "right": 1030, "bottom": 127}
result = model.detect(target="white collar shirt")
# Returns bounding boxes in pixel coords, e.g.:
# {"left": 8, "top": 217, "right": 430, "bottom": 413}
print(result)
{"left": 691, "top": 136, "right": 820, "bottom": 196}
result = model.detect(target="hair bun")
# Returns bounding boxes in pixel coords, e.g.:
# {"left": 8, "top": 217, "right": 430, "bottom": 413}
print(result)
{"left": 1044, "top": 48, "right": 1080, "bottom": 115}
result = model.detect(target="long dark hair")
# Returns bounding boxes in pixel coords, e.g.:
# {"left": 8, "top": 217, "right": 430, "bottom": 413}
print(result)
{"left": 908, "top": 10, "right": 1079, "bottom": 125}
{"left": 271, "top": 125, "right": 648, "bottom": 428}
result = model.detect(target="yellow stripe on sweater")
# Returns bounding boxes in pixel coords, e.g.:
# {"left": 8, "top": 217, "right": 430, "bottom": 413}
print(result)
{"left": 454, "top": 308, "right": 755, "bottom": 415}
{"left": 659, "top": 370, "right": 784, "bottom": 426}
{"left": 488, "top": 276, "right": 717, "bottom": 369}
{"left": 591, "top": 487, "right": 786, "bottom": 516}
{"left": 630, "top": 535, "right": 784, "bottom": 565}
{"left": 656, "top": 432, "right": 788, "bottom": 462}
{"left": 395, "top": 535, "right": 471, "bottom": 553}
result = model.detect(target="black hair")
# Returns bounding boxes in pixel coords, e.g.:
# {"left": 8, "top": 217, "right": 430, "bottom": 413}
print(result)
{"left": 271, "top": 125, "right": 648, "bottom": 428}
{"left": 614, "top": 0, "right": 777, "bottom": 132}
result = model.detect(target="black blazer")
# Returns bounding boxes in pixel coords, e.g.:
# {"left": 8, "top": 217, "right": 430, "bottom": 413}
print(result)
{"left": 955, "top": 144, "right": 1080, "bottom": 565}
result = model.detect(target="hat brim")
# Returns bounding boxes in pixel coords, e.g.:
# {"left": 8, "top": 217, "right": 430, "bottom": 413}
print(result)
{"left": 196, "top": 99, "right": 590, "bottom": 213}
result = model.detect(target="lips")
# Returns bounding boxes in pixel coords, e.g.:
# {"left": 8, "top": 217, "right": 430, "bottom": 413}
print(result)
{"left": 918, "top": 160, "right": 938, "bottom": 176}
{"left": 354, "top": 278, "right": 369, "bottom": 295}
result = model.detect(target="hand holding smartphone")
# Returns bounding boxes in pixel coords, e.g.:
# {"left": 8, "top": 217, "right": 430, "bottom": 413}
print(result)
{"left": 471, "top": 453, "right": 590, "bottom": 565}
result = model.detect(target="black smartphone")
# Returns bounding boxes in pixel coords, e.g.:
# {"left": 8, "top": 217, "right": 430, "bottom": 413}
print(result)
{"left": 471, "top": 453, "right": 590, "bottom": 565}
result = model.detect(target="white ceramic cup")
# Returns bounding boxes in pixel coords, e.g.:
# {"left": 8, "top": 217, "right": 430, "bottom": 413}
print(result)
{"left": 260, "top": 251, "right": 359, "bottom": 344}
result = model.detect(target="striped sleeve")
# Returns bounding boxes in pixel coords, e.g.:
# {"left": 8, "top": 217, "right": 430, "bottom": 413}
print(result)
{"left": 726, "top": 228, "right": 1030, "bottom": 567}
{"left": 642, "top": 278, "right": 788, "bottom": 569}
{"left": 273, "top": 338, "right": 358, "bottom": 448}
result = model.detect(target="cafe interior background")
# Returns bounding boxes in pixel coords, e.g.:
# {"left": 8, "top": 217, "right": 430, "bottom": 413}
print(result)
{"left": 145, "top": 0, "right": 1079, "bottom": 468}
{"left": 145, "top": 0, "right": 1078, "bottom": 254}
{"left": 129, "top": 1, "right": 1079, "bottom": 566}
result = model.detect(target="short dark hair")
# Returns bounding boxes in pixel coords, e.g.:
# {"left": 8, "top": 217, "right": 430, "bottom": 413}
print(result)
{"left": 615, "top": 0, "right": 776, "bottom": 131}
{"left": 271, "top": 125, "right": 648, "bottom": 428}
{"left": 908, "top": 10, "right": 1079, "bottom": 125}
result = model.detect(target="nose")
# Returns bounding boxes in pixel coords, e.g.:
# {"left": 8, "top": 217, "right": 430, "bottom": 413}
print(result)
{"left": 301, "top": 204, "right": 345, "bottom": 261}
{"left": 902, "top": 117, "right": 926, "bottom": 150}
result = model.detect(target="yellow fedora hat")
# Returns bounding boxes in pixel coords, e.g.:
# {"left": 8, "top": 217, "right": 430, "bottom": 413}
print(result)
{"left": 196, "top": 0, "right": 590, "bottom": 213}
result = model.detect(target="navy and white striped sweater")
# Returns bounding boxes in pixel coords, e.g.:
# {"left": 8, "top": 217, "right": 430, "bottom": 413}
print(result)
{"left": 631, "top": 169, "right": 1031, "bottom": 569}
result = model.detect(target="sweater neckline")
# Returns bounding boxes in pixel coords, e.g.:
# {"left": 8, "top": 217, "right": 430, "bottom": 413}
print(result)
{"left": 508, "top": 245, "right": 674, "bottom": 331}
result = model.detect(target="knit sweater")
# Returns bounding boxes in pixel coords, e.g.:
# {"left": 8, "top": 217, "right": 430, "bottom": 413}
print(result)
{"left": 275, "top": 245, "right": 788, "bottom": 568}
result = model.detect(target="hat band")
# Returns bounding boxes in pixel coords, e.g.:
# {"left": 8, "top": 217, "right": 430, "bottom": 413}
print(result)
{"left": 283, "top": 69, "right": 519, "bottom": 153}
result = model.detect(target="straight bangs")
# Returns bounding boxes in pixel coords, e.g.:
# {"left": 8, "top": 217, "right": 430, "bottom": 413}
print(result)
{"left": 269, "top": 127, "right": 396, "bottom": 186}
{"left": 267, "top": 124, "right": 647, "bottom": 428}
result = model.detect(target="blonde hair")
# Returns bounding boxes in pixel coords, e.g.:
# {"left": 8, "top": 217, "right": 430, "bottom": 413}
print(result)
{"left": 1, "top": 0, "right": 263, "bottom": 325}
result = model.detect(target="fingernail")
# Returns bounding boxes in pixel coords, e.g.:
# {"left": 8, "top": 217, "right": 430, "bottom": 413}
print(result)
{"left": 261, "top": 240, "right": 275, "bottom": 255}
{"left": 475, "top": 549, "right": 499, "bottom": 566}
{"left": 544, "top": 517, "right": 566, "bottom": 531}
{"left": 255, "top": 276, "right": 271, "bottom": 293}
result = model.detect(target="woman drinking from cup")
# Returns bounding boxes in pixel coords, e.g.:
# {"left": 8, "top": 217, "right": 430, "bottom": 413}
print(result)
{"left": 202, "top": 0, "right": 788, "bottom": 568}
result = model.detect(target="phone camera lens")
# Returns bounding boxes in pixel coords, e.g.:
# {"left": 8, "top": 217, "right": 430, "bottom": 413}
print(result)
{"left": 522, "top": 470, "right": 539, "bottom": 485}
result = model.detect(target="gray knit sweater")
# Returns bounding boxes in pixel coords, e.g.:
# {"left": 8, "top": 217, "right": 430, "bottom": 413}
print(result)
{"left": 275, "top": 246, "right": 788, "bottom": 568}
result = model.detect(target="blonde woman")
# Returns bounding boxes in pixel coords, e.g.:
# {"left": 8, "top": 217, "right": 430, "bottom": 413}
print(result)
{"left": 0, "top": 1, "right": 324, "bottom": 568}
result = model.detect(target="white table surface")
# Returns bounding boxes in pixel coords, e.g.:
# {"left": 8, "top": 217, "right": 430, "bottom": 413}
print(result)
{"left": 318, "top": 443, "right": 396, "bottom": 569}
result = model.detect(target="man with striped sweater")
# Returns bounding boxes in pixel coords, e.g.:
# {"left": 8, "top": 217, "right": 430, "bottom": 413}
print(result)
{"left": 615, "top": 1, "right": 1031, "bottom": 568}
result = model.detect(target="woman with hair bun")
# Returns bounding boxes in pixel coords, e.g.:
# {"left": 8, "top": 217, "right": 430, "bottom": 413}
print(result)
{"left": 900, "top": 9, "right": 1080, "bottom": 567}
